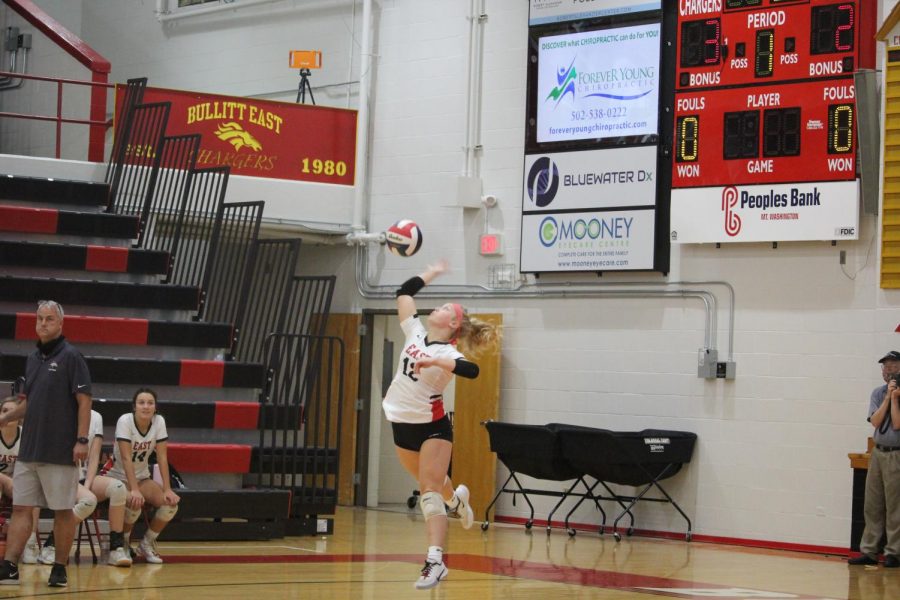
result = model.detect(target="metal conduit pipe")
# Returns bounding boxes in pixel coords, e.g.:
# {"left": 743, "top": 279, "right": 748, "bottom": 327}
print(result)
{"left": 0, "top": 48, "right": 27, "bottom": 90}
{"left": 350, "top": 0, "right": 374, "bottom": 235}
{"left": 353, "top": 245, "right": 735, "bottom": 359}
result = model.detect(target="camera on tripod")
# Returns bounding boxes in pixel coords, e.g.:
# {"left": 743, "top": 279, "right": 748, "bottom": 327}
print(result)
{"left": 289, "top": 50, "right": 322, "bottom": 105}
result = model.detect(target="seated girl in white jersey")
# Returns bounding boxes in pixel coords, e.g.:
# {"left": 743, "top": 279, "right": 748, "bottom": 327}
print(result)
{"left": 0, "top": 397, "right": 22, "bottom": 502}
{"left": 37, "top": 409, "right": 132, "bottom": 567}
{"left": 383, "top": 259, "right": 501, "bottom": 590}
{"left": 99, "top": 388, "right": 180, "bottom": 564}
{"left": 0, "top": 397, "right": 38, "bottom": 564}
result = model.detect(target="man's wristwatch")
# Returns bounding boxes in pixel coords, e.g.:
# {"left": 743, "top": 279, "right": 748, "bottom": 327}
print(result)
{"left": 76, "top": 436, "right": 89, "bottom": 444}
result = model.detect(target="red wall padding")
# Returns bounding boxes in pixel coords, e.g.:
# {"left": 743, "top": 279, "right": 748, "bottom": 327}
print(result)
{"left": 214, "top": 402, "right": 259, "bottom": 429}
{"left": 179, "top": 360, "right": 225, "bottom": 387}
{"left": 69, "top": 316, "right": 148, "bottom": 345}
{"left": 166, "top": 443, "right": 251, "bottom": 473}
{"left": 0, "top": 206, "right": 58, "bottom": 234}
{"left": 85, "top": 245, "right": 129, "bottom": 272}
{"left": 14, "top": 313, "right": 35, "bottom": 341}
{"left": 15, "top": 313, "right": 149, "bottom": 345}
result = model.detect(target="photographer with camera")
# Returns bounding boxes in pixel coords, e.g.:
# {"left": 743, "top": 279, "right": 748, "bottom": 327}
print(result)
{"left": 849, "top": 351, "right": 900, "bottom": 568}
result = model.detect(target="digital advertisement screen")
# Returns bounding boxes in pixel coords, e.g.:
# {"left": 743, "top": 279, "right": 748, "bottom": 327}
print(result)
{"left": 536, "top": 22, "right": 661, "bottom": 144}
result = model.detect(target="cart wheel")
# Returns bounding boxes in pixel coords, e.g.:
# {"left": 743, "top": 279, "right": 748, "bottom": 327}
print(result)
{"left": 613, "top": 532, "right": 622, "bottom": 542}
{"left": 567, "top": 528, "right": 576, "bottom": 537}
{"left": 406, "top": 496, "right": 417, "bottom": 509}
{"left": 524, "top": 520, "right": 533, "bottom": 530}
{"left": 627, "top": 527, "right": 634, "bottom": 536}
{"left": 685, "top": 532, "right": 692, "bottom": 542}
{"left": 481, "top": 521, "right": 490, "bottom": 531}
{"left": 598, "top": 526, "right": 604, "bottom": 536}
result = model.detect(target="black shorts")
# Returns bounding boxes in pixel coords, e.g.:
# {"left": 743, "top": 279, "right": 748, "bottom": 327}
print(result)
{"left": 391, "top": 416, "right": 453, "bottom": 451}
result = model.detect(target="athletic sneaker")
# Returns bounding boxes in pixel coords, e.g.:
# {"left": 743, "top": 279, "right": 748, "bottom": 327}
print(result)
{"left": 414, "top": 559, "right": 448, "bottom": 590}
{"left": 137, "top": 538, "right": 163, "bottom": 564}
{"left": 0, "top": 560, "right": 19, "bottom": 585}
{"left": 38, "top": 544, "right": 55, "bottom": 565}
{"left": 108, "top": 546, "right": 133, "bottom": 567}
{"left": 48, "top": 563, "right": 67, "bottom": 587}
{"left": 21, "top": 540, "right": 38, "bottom": 564}
{"left": 447, "top": 484, "right": 474, "bottom": 529}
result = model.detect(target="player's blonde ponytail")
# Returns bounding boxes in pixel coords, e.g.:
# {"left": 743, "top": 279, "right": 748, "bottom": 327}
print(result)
{"left": 456, "top": 311, "right": 501, "bottom": 358}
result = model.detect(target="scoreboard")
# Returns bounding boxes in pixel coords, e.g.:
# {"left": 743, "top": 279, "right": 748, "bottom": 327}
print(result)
{"left": 670, "top": 0, "right": 876, "bottom": 243}
{"left": 677, "top": 1, "right": 864, "bottom": 89}
{"left": 674, "top": 78, "right": 856, "bottom": 186}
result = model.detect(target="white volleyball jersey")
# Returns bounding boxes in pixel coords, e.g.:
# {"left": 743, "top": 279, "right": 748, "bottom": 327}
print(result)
{"left": 382, "top": 316, "right": 464, "bottom": 424}
{"left": 107, "top": 413, "right": 168, "bottom": 482}
{"left": 80, "top": 410, "right": 103, "bottom": 481}
{"left": 0, "top": 426, "right": 21, "bottom": 476}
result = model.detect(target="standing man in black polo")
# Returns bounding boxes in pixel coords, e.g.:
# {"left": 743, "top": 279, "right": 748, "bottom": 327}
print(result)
{"left": 0, "top": 300, "right": 92, "bottom": 587}
{"left": 849, "top": 350, "right": 900, "bottom": 568}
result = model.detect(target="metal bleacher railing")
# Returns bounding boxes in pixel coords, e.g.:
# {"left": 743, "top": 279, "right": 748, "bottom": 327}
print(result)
{"left": 257, "top": 332, "right": 343, "bottom": 531}
{"left": 103, "top": 76, "right": 342, "bottom": 531}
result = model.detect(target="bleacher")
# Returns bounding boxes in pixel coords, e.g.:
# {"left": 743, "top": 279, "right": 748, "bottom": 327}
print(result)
{"left": 0, "top": 78, "right": 343, "bottom": 544}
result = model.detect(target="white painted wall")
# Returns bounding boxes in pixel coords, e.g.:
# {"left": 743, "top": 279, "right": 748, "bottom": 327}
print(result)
{"left": 0, "top": 0, "right": 93, "bottom": 160}
{"left": 0, "top": 0, "right": 897, "bottom": 550}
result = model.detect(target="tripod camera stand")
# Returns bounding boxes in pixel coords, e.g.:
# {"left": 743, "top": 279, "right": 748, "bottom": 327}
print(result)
{"left": 296, "top": 68, "right": 316, "bottom": 105}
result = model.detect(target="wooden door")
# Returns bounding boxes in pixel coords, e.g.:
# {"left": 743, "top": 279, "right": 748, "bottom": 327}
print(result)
{"left": 450, "top": 313, "right": 502, "bottom": 517}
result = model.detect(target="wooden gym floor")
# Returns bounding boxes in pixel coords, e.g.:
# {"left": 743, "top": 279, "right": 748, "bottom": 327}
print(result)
{"left": 0, "top": 505, "right": 895, "bottom": 599}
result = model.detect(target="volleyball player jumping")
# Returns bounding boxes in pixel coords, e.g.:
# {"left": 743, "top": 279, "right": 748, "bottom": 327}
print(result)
{"left": 383, "top": 259, "right": 500, "bottom": 590}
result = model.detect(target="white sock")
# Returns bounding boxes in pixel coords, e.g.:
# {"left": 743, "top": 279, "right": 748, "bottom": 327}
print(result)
{"left": 144, "top": 529, "right": 160, "bottom": 543}
{"left": 445, "top": 492, "right": 459, "bottom": 508}
{"left": 427, "top": 546, "right": 443, "bottom": 564}
{"left": 26, "top": 532, "right": 37, "bottom": 546}
{"left": 123, "top": 532, "right": 131, "bottom": 545}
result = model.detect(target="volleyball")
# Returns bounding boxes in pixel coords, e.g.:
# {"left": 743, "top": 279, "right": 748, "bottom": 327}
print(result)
{"left": 385, "top": 219, "right": 423, "bottom": 257}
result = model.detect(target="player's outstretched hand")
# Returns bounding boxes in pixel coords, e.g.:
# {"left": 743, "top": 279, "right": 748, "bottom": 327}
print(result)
{"left": 422, "top": 259, "right": 449, "bottom": 282}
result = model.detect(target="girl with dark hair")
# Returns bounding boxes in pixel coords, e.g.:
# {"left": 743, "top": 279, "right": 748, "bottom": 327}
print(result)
{"left": 100, "top": 388, "right": 179, "bottom": 563}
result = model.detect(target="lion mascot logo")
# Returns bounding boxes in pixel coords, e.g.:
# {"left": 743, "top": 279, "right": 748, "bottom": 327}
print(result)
{"left": 214, "top": 122, "right": 262, "bottom": 152}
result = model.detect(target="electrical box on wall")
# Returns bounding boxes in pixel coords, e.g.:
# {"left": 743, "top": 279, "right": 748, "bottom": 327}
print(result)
{"left": 698, "top": 347, "right": 736, "bottom": 380}
{"left": 716, "top": 361, "right": 736, "bottom": 380}
{"left": 698, "top": 347, "right": 717, "bottom": 379}
{"left": 442, "top": 175, "right": 482, "bottom": 209}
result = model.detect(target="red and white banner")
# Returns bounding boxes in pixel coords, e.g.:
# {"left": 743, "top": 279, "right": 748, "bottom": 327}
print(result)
{"left": 115, "top": 85, "right": 357, "bottom": 185}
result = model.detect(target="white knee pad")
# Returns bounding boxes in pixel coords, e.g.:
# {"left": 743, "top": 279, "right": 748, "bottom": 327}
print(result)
{"left": 419, "top": 491, "right": 446, "bottom": 521}
{"left": 154, "top": 504, "right": 178, "bottom": 523}
{"left": 106, "top": 479, "right": 127, "bottom": 507}
{"left": 73, "top": 495, "right": 97, "bottom": 520}
{"left": 125, "top": 506, "right": 143, "bottom": 524}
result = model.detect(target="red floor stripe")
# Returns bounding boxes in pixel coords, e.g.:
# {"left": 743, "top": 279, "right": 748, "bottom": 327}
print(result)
{"left": 214, "top": 402, "right": 259, "bottom": 429}
{"left": 179, "top": 360, "right": 225, "bottom": 387}
{"left": 494, "top": 514, "right": 850, "bottom": 556}
{"left": 85, "top": 245, "right": 129, "bottom": 272}
{"left": 0, "top": 206, "right": 58, "bottom": 233}
{"left": 159, "top": 552, "right": 833, "bottom": 598}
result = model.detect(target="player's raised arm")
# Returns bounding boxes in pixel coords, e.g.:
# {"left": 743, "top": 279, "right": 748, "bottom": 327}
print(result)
{"left": 396, "top": 259, "right": 449, "bottom": 322}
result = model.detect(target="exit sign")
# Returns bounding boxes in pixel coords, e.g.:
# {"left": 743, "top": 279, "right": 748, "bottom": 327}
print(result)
{"left": 480, "top": 233, "right": 503, "bottom": 256}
